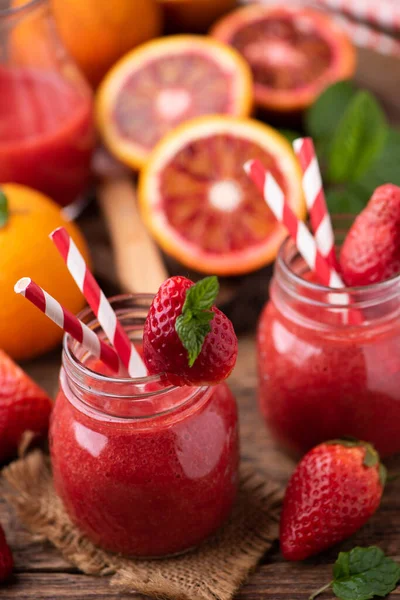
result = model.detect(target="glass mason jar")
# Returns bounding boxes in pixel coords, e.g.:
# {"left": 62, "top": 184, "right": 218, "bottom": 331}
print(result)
{"left": 50, "top": 295, "right": 239, "bottom": 557}
{"left": 257, "top": 218, "right": 400, "bottom": 458}
{"left": 0, "top": 0, "right": 95, "bottom": 209}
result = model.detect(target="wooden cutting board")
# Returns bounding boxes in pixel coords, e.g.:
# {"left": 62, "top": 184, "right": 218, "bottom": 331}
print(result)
{"left": 1, "top": 47, "right": 400, "bottom": 600}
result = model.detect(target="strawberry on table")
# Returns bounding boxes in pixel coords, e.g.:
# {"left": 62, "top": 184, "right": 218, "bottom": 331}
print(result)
{"left": 340, "top": 184, "right": 400, "bottom": 286}
{"left": 0, "top": 349, "right": 52, "bottom": 463}
{"left": 143, "top": 276, "right": 238, "bottom": 386}
{"left": 280, "top": 440, "right": 386, "bottom": 561}
{"left": 0, "top": 523, "right": 13, "bottom": 583}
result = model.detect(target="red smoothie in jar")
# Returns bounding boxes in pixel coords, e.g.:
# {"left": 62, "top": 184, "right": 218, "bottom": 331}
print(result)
{"left": 257, "top": 232, "right": 400, "bottom": 458}
{"left": 50, "top": 295, "right": 239, "bottom": 557}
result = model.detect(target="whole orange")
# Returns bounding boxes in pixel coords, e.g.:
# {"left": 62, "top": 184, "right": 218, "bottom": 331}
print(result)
{"left": 159, "top": 0, "right": 237, "bottom": 32}
{"left": 50, "top": 0, "right": 163, "bottom": 87}
{"left": 0, "top": 184, "right": 90, "bottom": 361}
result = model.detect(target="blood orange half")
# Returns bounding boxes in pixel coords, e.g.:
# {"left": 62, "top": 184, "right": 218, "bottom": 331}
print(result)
{"left": 139, "top": 115, "right": 305, "bottom": 276}
{"left": 96, "top": 35, "right": 253, "bottom": 170}
{"left": 211, "top": 5, "right": 356, "bottom": 114}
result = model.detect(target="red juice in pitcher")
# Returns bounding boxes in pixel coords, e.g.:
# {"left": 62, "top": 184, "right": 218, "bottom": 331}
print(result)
{"left": 0, "top": 67, "right": 95, "bottom": 207}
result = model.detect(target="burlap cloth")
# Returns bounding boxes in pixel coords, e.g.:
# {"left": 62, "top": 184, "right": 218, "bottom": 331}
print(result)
{"left": 2, "top": 450, "right": 282, "bottom": 600}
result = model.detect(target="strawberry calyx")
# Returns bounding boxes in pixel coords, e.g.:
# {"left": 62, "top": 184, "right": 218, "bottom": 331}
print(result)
{"left": 0, "top": 190, "right": 8, "bottom": 228}
{"left": 326, "top": 438, "right": 387, "bottom": 487}
{"left": 175, "top": 276, "right": 219, "bottom": 367}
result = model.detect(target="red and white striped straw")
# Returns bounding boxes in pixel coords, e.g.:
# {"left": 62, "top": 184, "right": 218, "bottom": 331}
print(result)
{"left": 14, "top": 277, "right": 120, "bottom": 373}
{"left": 244, "top": 159, "right": 344, "bottom": 288}
{"left": 293, "top": 137, "right": 340, "bottom": 272}
{"left": 50, "top": 227, "right": 146, "bottom": 378}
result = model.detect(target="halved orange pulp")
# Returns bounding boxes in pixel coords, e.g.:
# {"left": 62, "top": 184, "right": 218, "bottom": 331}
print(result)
{"left": 96, "top": 35, "right": 253, "bottom": 170}
{"left": 211, "top": 5, "right": 356, "bottom": 113}
{"left": 139, "top": 115, "right": 306, "bottom": 276}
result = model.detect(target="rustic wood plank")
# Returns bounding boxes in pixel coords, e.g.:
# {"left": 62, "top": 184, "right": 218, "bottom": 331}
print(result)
{"left": 0, "top": 573, "right": 137, "bottom": 599}
{"left": 1, "top": 562, "right": 399, "bottom": 600}
{"left": 2, "top": 333, "right": 400, "bottom": 600}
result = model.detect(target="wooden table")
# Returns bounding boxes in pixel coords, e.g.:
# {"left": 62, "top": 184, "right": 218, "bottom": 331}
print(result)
{"left": 1, "top": 48, "right": 400, "bottom": 599}
{"left": 1, "top": 336, "right": 400, "bottom": 600}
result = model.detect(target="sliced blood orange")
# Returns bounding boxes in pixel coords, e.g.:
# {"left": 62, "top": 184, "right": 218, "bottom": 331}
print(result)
{"left": 138, "top": 115, "right": 305, "bottom": 276}
{"left": 96, "top": 35, "right": 253, "bottom": 170}
{"left": 211, "top": 5, "right": 356, "bottom": 114}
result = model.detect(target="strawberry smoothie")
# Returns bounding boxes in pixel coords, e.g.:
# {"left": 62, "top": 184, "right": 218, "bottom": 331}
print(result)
{"left": 50, "top": 296, "right": 239, "bottom": 557}
{"left": 258, "top": 235, "right": 400, "bottom": 458}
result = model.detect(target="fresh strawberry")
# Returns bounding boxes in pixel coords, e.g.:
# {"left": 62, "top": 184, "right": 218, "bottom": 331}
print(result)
{"left": 340, "top": 184, "right": 400, "bottom": 286}
{"left": 0, "top": 349, "right": 52, "bottom": 463}
{"left": 0, "top": 523, "right": 13, "bottom": 582}
{"left": 143, "top": 276, "right": 238, "bottom": 386}
{"left": 280, "top": 440, "right": 385, "bottom": 561}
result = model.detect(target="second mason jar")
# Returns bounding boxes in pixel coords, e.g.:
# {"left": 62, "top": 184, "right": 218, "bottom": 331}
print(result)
{"left": 50, "top": 295, "right": 239, "bottom": 557}
{"left": 258, "top": 221, "right": 400, "bottom": 458}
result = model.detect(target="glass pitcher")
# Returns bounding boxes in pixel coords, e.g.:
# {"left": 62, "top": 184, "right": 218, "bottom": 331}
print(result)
{"left": 0, "top": 0, "right": 95, "bottom": 210}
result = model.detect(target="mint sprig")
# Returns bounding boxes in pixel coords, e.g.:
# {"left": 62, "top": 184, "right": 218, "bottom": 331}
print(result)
{"left": 359, "top": 128, "right": 400, "bottom": 193}
{"left": 299, "top": 81, "right": 399, "bottom": 215}
{"left": 310, "top": 547, "right": 400, "bottom": 600}
{"left": 326, "top": 91, "right": 388, "bottom": 184}
{"left": 305, "top": 80, "right": 356, "bottom": 153}
{"left": 0, "top": 190, "right": 9, "bottom": 228}
{"left": 175, "top": 276, "right": 219, "bottom": 367}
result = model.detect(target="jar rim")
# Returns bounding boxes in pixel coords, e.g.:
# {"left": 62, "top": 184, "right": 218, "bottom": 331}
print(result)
{"left": 0, "top": 0, "right": 44, "bottom": 18}
{"left": 60, "top": 293, "right": 211, "bottom": 421}
{"left": 277, "top": 235, "right": 400, "bottom": 295}
{"left": 63, "top": 293, "right": 177, "bottom": 395}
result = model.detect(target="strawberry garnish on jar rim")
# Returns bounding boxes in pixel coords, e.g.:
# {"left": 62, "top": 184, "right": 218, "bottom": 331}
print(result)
{"left": 143, "top": 276, "right": 238, "bottom": 386}
{"left": 340, "top": 184, "right": 400, "bottom": 287}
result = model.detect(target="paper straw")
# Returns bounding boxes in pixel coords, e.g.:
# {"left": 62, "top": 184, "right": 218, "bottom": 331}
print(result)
{"left": 244, "top": 159, "right": 344, "bottom": 288}
{"left": 293, "top": 137, "right": 340, "bottom": 272}
{"left": 50, "top": 227, "right": 146, "bottom": 378}
{"left": 244, "top": 159, "right": 365, "bottom": 325}
{"left": 15, "top": 278, "right": 120, "bottom": 373}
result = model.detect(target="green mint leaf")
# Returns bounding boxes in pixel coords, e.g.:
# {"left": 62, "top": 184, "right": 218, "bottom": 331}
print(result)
{"left": 333, "top": 551, "right": 351, "bottom": 580}
{"left": 326, "top": 184, "right": 368, "bottom": 215}
{"left": 305, "top": 80, "right": 356, "bottom": 144}
{"left": 278, "top": 129, "right": 302, "bottom": 143}
{"left": 183, "top": 276, "right": 219, "bottom": 313}
{"left": 176, "top": 276, "right": 220, "bottom": 367}
{"left": 0, "top": 190, "right": 9, "bottom": 228}
{"left": 195, "top": 310, "right": 215, "bottom": 326}
{"left": 358, "top": 128, "right": 400, "bottom": 194}
{"left": 176, "top": 315, "right": 211, "bottom": 367}
{"left": 327, "top": 91, "right": 388, "bottom": 184}
{"left": 332, "top": 547, "right": 400, "bottom": 600}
